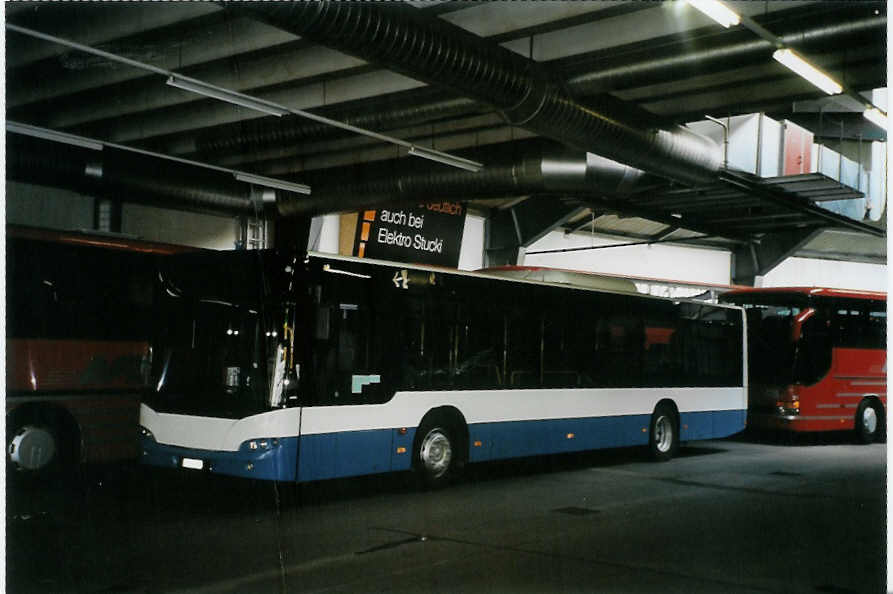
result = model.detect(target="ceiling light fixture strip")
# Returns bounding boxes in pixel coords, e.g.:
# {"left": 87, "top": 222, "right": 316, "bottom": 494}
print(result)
{"left": 6, "top": 120, "right": 312, "bottom": 195}
{"left": 168, "top": 77, "right": 481, "bottom": 171}
{"left": 771, "top": 48, "right": 842, "bottom": 95}
{"left": 6, "top": 23, "right": 171, "bottom": 77}
{"left": 679, "top": 8, "right": 886, "bottom": 118}
{"left": 686, "top": 0, "right": 740, "bottom": 28}
{"left": 7, "top": 23, "right": 483, "bottom": 173}
{"left": 6, "top": 121, "right": 104, "bottom": 151}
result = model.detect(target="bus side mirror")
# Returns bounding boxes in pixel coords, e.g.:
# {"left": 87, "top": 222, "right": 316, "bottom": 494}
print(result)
{"left": 791, "top": 308, "right": 816, "bottom": 342}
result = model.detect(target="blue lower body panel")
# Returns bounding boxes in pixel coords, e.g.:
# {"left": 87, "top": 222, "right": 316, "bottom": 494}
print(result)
{"left": 467, "top": 414, "right": 652, "bottom": 463}
{"left": 297, "top": 428, "right": 417, "bottom": 482}
{"left": 140, "top": 436, "right": 299, "bottom": 481}
{"left": 681, "top": 409, "right": 747, "bottom": 441}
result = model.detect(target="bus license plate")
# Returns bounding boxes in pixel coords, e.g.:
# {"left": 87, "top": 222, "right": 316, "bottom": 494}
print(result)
{"left": 182, "top": 458, "right": 204, "bottom": 470}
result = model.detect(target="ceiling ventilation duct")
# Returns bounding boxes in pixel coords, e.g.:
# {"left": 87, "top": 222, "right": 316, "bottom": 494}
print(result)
{"left": 177, "top": 14, "right": 882, "bottom": 164}
{"left": 239, "top": 2, "right": 722, "bottom": 187}
{"left": 7, "top": 135, "right": 259, "bottom": 215}
{"left": 278, "top": 139, "right": 652, "bottom": 216}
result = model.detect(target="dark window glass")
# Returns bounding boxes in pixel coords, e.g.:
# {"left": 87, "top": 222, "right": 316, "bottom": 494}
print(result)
{"left": 7, "top": 238, "right": 156, "bottom": 341}
{"left": 505, "top": 300, "right": 540, "bottom": 388}
{"left": 455, "top": 299, "right": 504, "bottom": 389}
{"left": 831, "top": 298, "right": 887, "bottom": 350}
{"left": 305, "top": 261, "right": 744, "bottom": 397}
{"left": 309, "top": 268, "right": 390, "bottom": 405}
{"left": 146, "top": 250, "right": 298, "bottom": 417}
{"left": 793, "top": 309, "right": 832, "bottom": 385}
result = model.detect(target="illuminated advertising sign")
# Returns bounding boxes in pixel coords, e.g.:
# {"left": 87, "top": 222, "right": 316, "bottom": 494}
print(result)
{"left": 353, "top": 202, "right": 466, "bottom": 267}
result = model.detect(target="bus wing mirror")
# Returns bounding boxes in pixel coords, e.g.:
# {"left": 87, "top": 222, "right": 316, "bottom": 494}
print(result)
{"left": 791, "top": 308, "right": 816, "bottom": 342}
{"left": 269, "top": 344, "right": 287, "bottom": 407}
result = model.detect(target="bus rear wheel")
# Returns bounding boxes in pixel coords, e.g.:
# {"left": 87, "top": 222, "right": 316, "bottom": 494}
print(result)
{"left": 649, "top": 403, "right": 679, "bottom": 462}
{"left": 414, "top": 423, "right": 459, "bottom": 489}
{"left": 855, "top": 399, "right": 883, "bottom": 444}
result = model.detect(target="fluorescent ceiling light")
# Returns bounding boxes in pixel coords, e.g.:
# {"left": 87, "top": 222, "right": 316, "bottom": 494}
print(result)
{"left": 408, "top": 146, "right": 483, "bottom": 172}
{"left": 687, "top": 0, "right": 740, "bottom": 28}
{"left": 166, "top": 76, "right": 289, "bottom": 117}
{"left": 234, "top": 172, "right": 311, "bottom": 196}
{"left": 7, "top": 121, "right": 103, "bottom": 151}
{"left": 7, "top": 25, "right": 485, "bottom": 173}
{"left": 772, "top": 49, "right": 842, "bottom": 95}
{"left": 863, "top": 107, "right": 888, "bottom": 128}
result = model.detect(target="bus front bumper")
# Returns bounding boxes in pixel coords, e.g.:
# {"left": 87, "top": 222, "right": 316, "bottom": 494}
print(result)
{"left": 140, "top": 433, "right": 299, "bottom": 481}
{"left": 748, "top": 411, "right": 855, "bottom": 433}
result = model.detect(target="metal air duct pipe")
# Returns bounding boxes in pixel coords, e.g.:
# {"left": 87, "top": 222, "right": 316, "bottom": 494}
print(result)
{"left": 239, "top": 2, "right": 721, "bottom": 187}
{"left": 278, "top": 139, "right": 650, "bottom": 216}
{"left": 7, "top": 134, "right": 262, "bottom": 215}
{"left": 179, "top": 12, "right": 882, "bottom": 170}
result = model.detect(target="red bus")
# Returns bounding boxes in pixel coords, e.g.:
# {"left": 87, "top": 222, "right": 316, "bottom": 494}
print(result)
{"left": 6, "top": 225, "right": 191, "bottom": 477}
{"left": 720, "top": 287, "right": 886, "bottom": 442}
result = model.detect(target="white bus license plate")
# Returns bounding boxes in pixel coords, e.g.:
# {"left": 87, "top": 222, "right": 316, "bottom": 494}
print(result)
{"left": 182, "top": 458, "right": 204, "bottom": 470}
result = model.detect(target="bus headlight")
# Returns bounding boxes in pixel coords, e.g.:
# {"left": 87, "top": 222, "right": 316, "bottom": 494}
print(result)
{"left": 139, "top": 426, "right": 155, "bottom": 441}
{"left": 775, "top": 386, "right": 800, "bottom": 415}
{"left": 244, "top": 438, "right": 280, "bottom": 451}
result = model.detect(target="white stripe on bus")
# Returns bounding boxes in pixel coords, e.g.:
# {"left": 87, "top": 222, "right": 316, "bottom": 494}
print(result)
{"left": 141, "top": 386, "right": 745, "bottom": 452}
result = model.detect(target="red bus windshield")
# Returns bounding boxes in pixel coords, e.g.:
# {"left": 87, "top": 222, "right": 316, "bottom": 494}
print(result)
{"left": 721, "top": 292, "right": 885, "bottom": 388}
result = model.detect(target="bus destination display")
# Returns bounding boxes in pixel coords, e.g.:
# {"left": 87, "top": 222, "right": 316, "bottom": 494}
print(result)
{"left": 353, "top": 202, "right": 466, "bottom": 266}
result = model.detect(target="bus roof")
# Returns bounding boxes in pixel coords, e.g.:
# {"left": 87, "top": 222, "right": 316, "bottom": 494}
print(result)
{"left": 481, "top": 265, "right": 747, "bottom": 292}
{"left": 307, "top": 251, "right": 744, "bottom": 310}
{"left": 722, "top": 287, "right": 886, "bottom": 301}
{"left": 478, "top": 266, "right": 638, "bottom": 294}
{"left": 7, "top": 224, "right": 196, "bottom": 255}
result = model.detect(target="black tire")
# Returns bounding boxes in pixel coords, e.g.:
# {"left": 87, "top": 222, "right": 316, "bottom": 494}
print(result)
{"left": 648, "top": 403, "right": 679, "bottom": 462}
{"left": 855, "top": 399, "right": 882, "bottom": 444}
{"left": 414, "top": 421, "right": 461, "bottom": 489}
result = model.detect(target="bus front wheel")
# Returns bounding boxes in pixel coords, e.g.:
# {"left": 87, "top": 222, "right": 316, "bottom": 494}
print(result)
{"left": 649, "top": 403, "right": 679, "bottom": 462}
{"left": 855, "top": 399, "right": 883, "bottom": 444}
{"left": 7, "top": 407, "right": 78, "bottom": 481}
{"left": 414, "top": 423, "right": 459, "bottom": 489}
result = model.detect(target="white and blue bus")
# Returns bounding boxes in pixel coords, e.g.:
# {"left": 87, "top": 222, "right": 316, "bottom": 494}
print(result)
{"left": 139, "top": 250, "right": 747, "bottom": 487}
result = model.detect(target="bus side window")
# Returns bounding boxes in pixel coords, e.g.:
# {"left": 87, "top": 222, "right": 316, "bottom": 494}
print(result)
{"left": 455, "top": 299, "right": 504, "bottom": 389}
{"left": 594, "top": 304, "right": 645, "bottom": 386}
{"left": 506, "top": 302, "right": 540, "bottom": 388}
{"left": 542, "top": 293, "right": 590, "bottom": 388}
{"left": 866, "top": 303, "right": 886, "bottom": 348}
{"left": 311, "top": 273, "right": 388, "bottom": 405}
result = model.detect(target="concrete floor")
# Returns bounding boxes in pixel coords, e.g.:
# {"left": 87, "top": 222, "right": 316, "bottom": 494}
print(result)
{"left": 6, "top": 432, "right": 886, "bottom": 593}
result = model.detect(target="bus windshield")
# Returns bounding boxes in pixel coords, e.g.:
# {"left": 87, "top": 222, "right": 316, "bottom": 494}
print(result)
{"left": 145, "top": 250, "right": 303, "bottom": 418}
{"left": 725, "top": 294, "right": 832, "bottom": 387}
{"left": 740, "top": 303, "right": 801, "bottom": 386}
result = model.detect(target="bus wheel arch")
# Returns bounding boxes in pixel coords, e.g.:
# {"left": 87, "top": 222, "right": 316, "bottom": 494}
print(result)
{"left": 855, "top": 397, "right": 885, "bottom": 444}
{"left": 649, "top": 400, "right": 680, "bottom": 462}
{"left": 7, "top": 404, "right": 81, "bottom": 476}
{"left": 413, "top": 406, "right": 468, "bottom": 488}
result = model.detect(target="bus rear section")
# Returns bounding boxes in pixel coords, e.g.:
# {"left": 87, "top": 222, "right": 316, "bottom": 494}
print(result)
{"left": 720, "top": 288, "right": 886, "bottom": 442}
{"left": 140, "top": 250, "right": 747, "bottom": 486}
{"left": 6, "top": 226, "right": 186, "bottom": 476}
